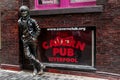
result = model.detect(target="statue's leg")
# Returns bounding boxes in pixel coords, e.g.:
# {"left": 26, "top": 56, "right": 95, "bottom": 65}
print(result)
{"left": 29, "top": 52, "right": 45, "bottom": 75}
{"left": 28, "top": 42, "right": 45, "bottom": 75}
{"left": 23, "top": 43, "right": 38, "bottom": 75}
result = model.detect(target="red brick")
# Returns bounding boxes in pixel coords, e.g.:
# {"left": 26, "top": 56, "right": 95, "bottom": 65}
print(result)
{"left": 0, "top": 0, "right": 120, "bottom": 75}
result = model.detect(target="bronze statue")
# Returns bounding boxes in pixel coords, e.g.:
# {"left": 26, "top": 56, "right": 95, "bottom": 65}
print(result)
{"left": 18, "top": 5, "right": 45, "bottom": 76}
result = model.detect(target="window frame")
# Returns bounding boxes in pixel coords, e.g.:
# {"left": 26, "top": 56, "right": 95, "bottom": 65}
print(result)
{"left": 39, "top": 27, "right": 96, "bottom": 71}
{"left": 35, "top": 0, "right": 60, "bottom": 10}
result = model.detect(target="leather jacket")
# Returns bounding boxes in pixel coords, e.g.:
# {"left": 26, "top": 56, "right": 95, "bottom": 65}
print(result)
{"left": 18, "top": 17, "right": 40, "bottom": 43}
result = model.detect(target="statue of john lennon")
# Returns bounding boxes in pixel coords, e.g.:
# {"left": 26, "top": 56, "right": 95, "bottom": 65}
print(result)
{"left": 18, "top": 5, "right": 45, "bottom": 76}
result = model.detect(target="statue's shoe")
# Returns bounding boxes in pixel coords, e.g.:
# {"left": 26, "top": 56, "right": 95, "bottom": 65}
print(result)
{"left": 33, "top": 70, "right": 37, "bottom": 76}
{"left": 41, "top": 63, "right": 46, "bottom": 69}
{"left": 37, "top": 69, "right": 44, "bottom": 75}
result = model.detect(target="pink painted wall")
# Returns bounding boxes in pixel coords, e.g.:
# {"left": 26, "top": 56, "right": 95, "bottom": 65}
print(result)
{"left": 34, "top": 0, "right": 96, "bottom": 10}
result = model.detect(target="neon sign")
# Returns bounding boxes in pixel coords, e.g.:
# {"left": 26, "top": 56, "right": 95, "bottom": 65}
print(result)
{"left": 38, "top": 27, "right": 96, "bottom": 70}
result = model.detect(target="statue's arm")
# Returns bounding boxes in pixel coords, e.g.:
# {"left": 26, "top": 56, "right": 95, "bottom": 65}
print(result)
{"left": 32, "top": 19, "right": 41, "bottom": 39}
{"left": 18, "top": 20, "right": 22, "bottom": 37}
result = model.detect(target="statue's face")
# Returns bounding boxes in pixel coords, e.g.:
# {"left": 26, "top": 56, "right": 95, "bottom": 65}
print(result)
{"left": 21, "top": 10, "right": 28, "bottom": 17}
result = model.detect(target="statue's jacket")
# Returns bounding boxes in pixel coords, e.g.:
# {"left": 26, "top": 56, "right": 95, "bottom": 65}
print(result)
{"left": 18, "top": 17, "right": 40, "bottom": 43}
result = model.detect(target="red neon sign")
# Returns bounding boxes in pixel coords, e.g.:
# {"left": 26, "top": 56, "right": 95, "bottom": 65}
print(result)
{"left": 38, "top": 27, "right": 95, "bottom": 66}
{"left": 42, "top": 36, "right": 86, "bottom": 51}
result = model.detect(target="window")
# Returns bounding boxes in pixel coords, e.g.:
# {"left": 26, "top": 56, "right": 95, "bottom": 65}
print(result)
{"left": 35, "top": 0, "right": 96, "bottom": 10}
{"left": 38, "top": 0, "right": 59, "bottom": 4}
{"left": 38, "top": 27, "right": 96, "bottom": 70}
{"left": 70, "top": 0, "right": 96, "bottom": 7}
{"left": 35, "top": 0, "right": 60, "bottom": 10}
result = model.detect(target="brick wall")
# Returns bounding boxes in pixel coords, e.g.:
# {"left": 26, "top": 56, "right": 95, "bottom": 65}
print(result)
{"left": 28, "top": 0, "right": 119, "bottom": 74}
{"left": 0, "top": 0, "right": 120, "bottom": 74}
{"left": 95, "top": 0, "right": 120, "bottom": 73}
{"left": 0, "top": 0, "right": 20, "bottom": 67}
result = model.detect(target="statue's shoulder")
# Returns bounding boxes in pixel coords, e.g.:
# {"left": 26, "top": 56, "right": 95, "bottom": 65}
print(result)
{"left": 30, "top": 18, "right": 37, "bottom": 23}
{"left": 18, "top": 18, "right": 22, "bottom": 23}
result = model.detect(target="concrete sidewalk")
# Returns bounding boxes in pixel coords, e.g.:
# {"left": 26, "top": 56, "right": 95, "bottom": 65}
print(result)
{"left": 0, "top": 69, "right": 109, "bottom": 80}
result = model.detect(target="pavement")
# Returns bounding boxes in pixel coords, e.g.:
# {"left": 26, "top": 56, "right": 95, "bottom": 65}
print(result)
{"left": 0, "top": 69, "right": 110, "bottom": 80}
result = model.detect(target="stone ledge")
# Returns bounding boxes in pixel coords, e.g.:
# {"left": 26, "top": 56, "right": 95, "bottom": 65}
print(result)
{"left": 43, "top": 63, "right": 96, "bottom": 71}
{"left": 0, "top": 64, "right": 21, "bottom": 71}
{"left": 30, "top": 5, "right": 103, "bottom": 16}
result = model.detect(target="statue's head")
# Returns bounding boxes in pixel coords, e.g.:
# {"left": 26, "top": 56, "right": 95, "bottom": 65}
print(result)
{"left": 19, "top": 5, "right": 30, "bottom": 18}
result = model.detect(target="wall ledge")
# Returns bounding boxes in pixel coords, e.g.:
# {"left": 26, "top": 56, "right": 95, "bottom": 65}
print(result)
{"left": 0, "top": 64, "right": 22, "bottom": 71}
{"left": 30, "top": 5, "right": 103, "bottom": 16}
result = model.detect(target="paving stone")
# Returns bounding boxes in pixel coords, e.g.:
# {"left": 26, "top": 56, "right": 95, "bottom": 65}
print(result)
{"left": 0, "top": 70, "right": 108, "bottom": 80}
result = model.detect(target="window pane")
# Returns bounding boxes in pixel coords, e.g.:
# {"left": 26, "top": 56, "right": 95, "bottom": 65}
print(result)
{"left": 71, "top": 0, "right": 96, "bottom": 3}
{"left": 39, "top": 0, "right": 59, "bottom": 4}
{"left": 38, "top": 27, "right": 95, "bottom": 66}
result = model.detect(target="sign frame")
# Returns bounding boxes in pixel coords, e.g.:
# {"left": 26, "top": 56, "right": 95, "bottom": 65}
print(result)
{"left": 39, "top": 26, "right": 96, "bottom": 71}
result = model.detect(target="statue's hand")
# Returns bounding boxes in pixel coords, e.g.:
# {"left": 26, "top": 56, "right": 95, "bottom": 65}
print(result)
{"left": 22, "top": 35, "right": 25, "bottom": 38}
{"left": 31, "top": 36, "right": 37, "bottom": 41}
{"left": 22, "top": 35, "right": 26, "bottom": 43}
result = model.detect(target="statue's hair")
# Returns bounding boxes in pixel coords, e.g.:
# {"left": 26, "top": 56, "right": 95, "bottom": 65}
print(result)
{"left": 19, "top": 5, "right": 30, "bottom": 18}
{"left": 19, "top": 5, "right": 29, "bottom": 12}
